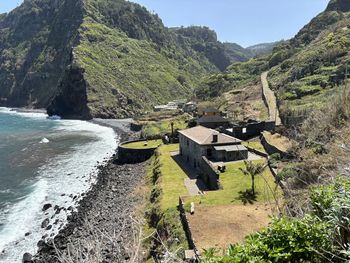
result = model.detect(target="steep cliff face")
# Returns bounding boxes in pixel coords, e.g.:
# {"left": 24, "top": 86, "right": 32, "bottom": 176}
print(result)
{"left": 0, "top": 0, "right": 84, "bottom": 108}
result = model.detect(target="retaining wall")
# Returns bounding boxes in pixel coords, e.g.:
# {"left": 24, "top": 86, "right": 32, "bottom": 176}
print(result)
{"left": 118, "top": 140, "right": 158, "bottom": 164}
{"left": 260, "top": 134, "right": 290, "bottom": 159}
{"left": 246, "top": 146, "right": 268, "bottom": 158}
{"left": 200, "top": 157, "right": 220, "bottom": 190}
{"left": 178, "top": 197, "right": 201, "bottom": 262}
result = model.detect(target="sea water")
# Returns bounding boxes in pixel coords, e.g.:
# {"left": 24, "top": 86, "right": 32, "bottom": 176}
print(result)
{"left": 0, "top": 108, "right": 118, "bottom": 262}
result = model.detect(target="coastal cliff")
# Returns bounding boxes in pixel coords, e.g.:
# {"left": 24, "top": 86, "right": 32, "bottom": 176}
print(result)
{"left": 0, "top": 0, "right": 258, "bottom": 119}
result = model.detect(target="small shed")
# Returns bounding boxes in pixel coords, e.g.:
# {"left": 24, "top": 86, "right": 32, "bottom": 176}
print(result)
{"left": 197, "top": 115, "right": 230, "bottom": 129}
{"left": 214, "top": 145, "right": 248, "bottom": 162}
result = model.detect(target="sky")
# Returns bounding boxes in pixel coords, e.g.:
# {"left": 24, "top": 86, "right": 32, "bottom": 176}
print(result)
{"left": 0, "top": 0, "right": 330, "bottom": 47}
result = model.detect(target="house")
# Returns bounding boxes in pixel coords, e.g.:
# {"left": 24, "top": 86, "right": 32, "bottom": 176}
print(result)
{"left": 179, "top": 126, "right": 248, "bottom": 169}
{"left": 182, "top": 101, "right": 197, "bottom": 113}
{"left": 197, "top": 115, "right": 230, "bottom": 129}
{"left": 225, "top": 121, "right": 276, "bottom": 140}
{"left": 196, "top": 107, "right": 230, "bottom": 129}
{"left": 154, "top": 99, "right": 187, "bottom": 112}
{"left": 201, "top": 108, "right": 220, "bottom": 116}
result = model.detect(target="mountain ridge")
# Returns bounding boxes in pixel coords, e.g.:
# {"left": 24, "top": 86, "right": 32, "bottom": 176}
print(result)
{"left": 0, "top": 0, "right": 269, "bottom": 119}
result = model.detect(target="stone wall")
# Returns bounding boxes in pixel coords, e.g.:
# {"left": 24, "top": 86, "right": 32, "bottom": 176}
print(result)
{"left": 261, "top": 134, "right": 290, "bottom": 159}
{"left": 200, "top": 157, "right": 219, "bottom": 190}
{"left": 118, "top": 140, "right": 158, "bottom": 164}
{"left": 178, "top": 197, "right": 201, "bottom": 261}
{"left": 246, "top": 146, "right": 268, "bottom": 158}
{"left": 225, "top": 121, "right": 275, "bottom": 140}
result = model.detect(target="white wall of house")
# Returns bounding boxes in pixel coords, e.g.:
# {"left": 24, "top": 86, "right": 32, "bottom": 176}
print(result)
{"left": 180, "top": 134, "right": 205, "bottom": 168}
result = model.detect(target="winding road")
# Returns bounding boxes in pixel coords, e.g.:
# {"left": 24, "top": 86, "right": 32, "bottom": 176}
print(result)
{"left": 261, "top": 72, "right": 282, "bottom": 126}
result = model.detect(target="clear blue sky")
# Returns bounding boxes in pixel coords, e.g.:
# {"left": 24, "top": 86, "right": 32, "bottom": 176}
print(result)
{"left": 1, "top": 0, "right": 330, "bottom": 47}
{"left": 131, "top": 0, "right": 330, "bottom": 47}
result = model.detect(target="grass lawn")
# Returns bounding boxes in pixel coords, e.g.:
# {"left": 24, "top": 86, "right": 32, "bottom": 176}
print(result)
{"left": 157, "top": 144, "right": 189, "bottom": 211}
{"left": 122, "top": 139, "right": 163, "bottom": 149}
{"left": 243, "top": 141, "right": 267, "bottom": 154}
{"left": 184, "top": 160, "right": 282, "bottom": 207}
{"left": 142, "top": 116, "right": 190, "bottom": 137}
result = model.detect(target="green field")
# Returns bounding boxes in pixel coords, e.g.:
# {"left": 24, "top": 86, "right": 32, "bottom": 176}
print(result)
{"left": 243, "top": 141, "right": 267, "bottom": 154}
{"left": 155, "top": 144, "right": 281, "bottom": 210}
{"left": 122, "top": 139, "right": 163, "bottom": 149}
{"left": 157, "top": 144, "right": 189, "bottom": 210}
{"left": 184, "top": 160, "right": 282, "bottom": 207}
{"left": 142, "top": 117, "right": 190, "bottom": 137}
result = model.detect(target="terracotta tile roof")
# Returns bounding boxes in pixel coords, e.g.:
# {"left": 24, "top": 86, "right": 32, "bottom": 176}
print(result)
{"left": 179, "top": 126, "right": 241, "bottom": 145}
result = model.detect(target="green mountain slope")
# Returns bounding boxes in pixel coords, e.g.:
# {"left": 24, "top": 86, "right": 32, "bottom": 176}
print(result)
{"left": 197, "top": 0, "right": 350, "bottom": 125}
{"left": 268, "top": 0, "right": 350, "bottom": 122}
{"left": 0, "top": 0, "right": 253, "bottom": 119}
{"left": 246, "top": 41, "right": 285, "bottom": 57}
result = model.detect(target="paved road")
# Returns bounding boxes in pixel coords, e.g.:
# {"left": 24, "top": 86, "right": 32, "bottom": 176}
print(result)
{"left": 261, "top": 72, "right": 282, "bottom": 126}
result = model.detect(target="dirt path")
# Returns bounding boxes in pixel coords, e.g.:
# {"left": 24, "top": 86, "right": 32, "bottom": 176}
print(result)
{"left": 261, "top": 72, "right": 282, "bottom": 125}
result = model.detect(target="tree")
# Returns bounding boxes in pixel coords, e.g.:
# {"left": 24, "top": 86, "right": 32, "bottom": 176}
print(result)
{"left": 240, "top": 161, "right": 266, "bottom": 195}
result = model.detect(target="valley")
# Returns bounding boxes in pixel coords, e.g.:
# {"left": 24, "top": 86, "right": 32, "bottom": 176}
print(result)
{"left": 1, "top": 0, "right": 350, "bottom": 262}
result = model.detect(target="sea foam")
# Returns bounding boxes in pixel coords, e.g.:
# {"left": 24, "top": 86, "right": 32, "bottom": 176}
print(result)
{"left": 0, "top": 110, "right": 118, "bottom": 262}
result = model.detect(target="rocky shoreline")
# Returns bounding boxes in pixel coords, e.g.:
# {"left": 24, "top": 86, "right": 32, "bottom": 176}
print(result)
{"left": 25, "top": 121, "right": 147, "bottom": 262}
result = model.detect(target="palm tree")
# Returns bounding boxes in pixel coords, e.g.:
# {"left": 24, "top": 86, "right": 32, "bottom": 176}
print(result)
{"left": 240, "top": 160, "right": 266, "bottom": 196}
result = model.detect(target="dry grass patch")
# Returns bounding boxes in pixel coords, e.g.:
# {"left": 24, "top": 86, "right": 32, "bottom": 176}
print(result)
{"left": 262, "top": 131, "right": 294, "bottom": 152}
{"left": 187, "top": 203, "right": 276, "bottom": 251}
{"left": 223, "top": 84, "right": 269, "bottom": 121}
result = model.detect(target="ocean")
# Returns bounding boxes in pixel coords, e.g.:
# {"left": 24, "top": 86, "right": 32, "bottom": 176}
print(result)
{"left": 0, "top": 108, "right": 118, "bottom": 262}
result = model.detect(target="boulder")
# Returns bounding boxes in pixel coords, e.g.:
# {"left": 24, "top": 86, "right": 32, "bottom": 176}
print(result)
{"left": 41, "top": 218, "right": 50, "bottom": 229}
{"left": 22, "top": 252, "right": 32, "bottom": 263}
{"left": 42, "top": 203, "right": 52, "bottom": 211}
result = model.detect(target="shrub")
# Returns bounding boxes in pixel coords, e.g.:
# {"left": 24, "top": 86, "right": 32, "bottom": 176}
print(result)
{"left": 268, "top": 153, "right": 281, "bottom": 169}
{"left": 277, "top": 165, "right": 298, "bottom": 181}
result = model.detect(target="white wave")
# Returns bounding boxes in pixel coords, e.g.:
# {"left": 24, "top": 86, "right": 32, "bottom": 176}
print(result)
{"left": 0, "top": 107, "right": 47, "bottom": 119}
{"left": 0, "top": 180, "right": 48, "bottom": 259}
{"left": 39, "top": 138, "right": 49, "bottom": 144}
{"left": 0, "top": 116, "right": 118, "bottom": 262}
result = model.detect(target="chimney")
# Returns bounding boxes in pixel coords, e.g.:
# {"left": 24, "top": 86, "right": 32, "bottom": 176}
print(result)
{"left": 212, "top": 134, "right": 218, "bottom": 143}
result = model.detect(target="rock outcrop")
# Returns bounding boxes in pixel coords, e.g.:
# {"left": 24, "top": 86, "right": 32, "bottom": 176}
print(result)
{"left": 326, "top": 0, "right": 350, "bottom": 12}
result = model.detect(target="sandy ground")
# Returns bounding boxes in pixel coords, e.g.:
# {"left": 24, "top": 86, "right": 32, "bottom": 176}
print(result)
{"left": 187, "top": 203, "right": 275, "bottom": 251}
